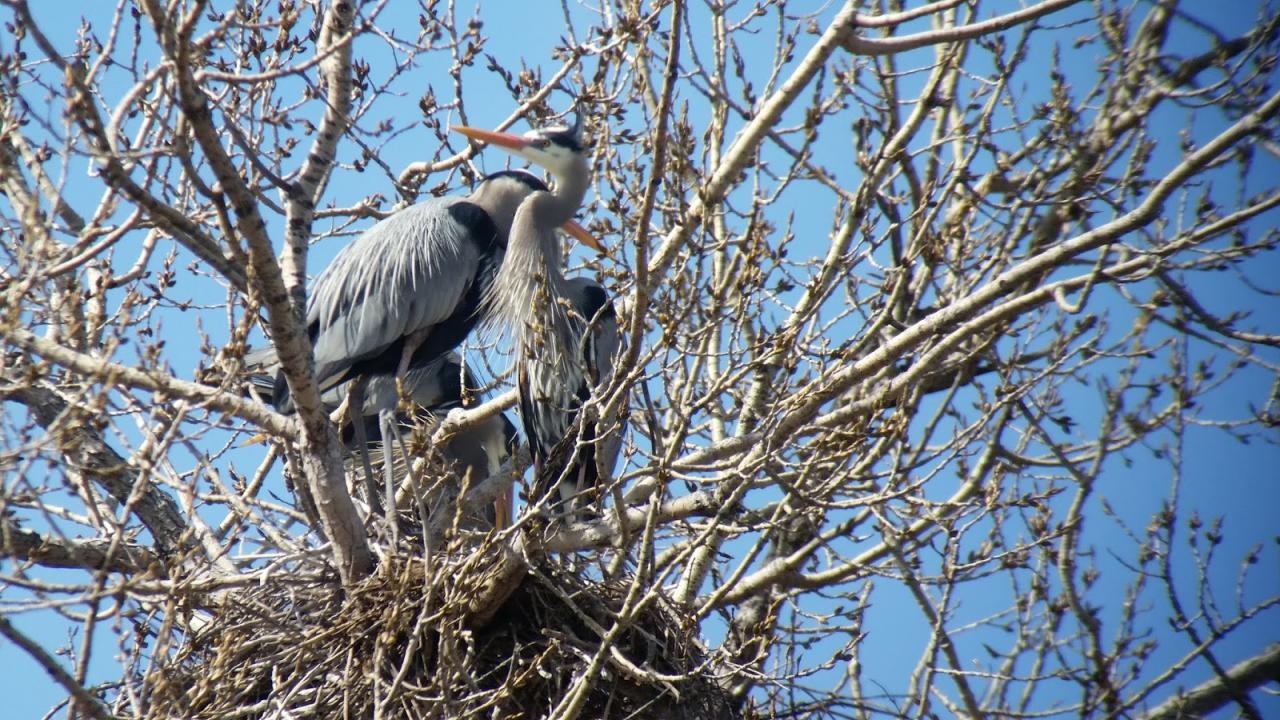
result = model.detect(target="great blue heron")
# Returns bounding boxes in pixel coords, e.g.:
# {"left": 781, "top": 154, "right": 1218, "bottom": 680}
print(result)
{"left": 453, "top": 116, "right": 624, "bottom": 519}
{"left": 247, "top": 349, "right": 517, "bottom": 529}
{"left": 266, "top": 170, "right": 598, "bottom": 524}
{"left": 271, "top": 169, "right": 598, "bottom": 411}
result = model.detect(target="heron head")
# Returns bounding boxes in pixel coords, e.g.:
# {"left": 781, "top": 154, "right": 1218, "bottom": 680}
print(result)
{"left": 454, "top": 115, "right": 601, "bottom": 253}
{"left": 453, "top": 115, "right": 588, "bottom": 180}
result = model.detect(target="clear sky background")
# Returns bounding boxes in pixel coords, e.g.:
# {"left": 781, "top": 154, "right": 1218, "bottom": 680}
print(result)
{"left": 2, "top": 1, "right": 1277, "bottom": 717}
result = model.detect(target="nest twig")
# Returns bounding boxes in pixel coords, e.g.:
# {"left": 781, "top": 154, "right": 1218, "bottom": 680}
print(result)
{"left": 137, "top": 538, "right": 740, "bottom": 719}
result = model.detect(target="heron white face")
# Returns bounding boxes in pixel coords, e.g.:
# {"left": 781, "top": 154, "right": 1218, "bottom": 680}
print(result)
{"left": 510, "top": 127, "right": 584, "bottom": 177}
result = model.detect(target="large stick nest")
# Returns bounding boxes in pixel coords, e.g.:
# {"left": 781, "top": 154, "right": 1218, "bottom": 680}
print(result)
{"left": 140, "top": 541, "right": 741, "bottom": 719}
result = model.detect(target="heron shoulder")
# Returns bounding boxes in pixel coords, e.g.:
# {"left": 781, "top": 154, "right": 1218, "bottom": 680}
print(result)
{"left": 445, "top": 200, "right": 503, "bottom": 255}
{"left": 566, "top": 278, "right": 614, "bottom": 321}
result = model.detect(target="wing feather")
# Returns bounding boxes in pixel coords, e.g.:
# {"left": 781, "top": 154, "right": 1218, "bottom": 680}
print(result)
{"left": 574, "top": 280, "right": 625, "bottom": 490}
{"left": 305, "top": 198, "right": 485, "bottom": 385}
{"left": 522, "top": 278, "right": 625, "bottom": 510}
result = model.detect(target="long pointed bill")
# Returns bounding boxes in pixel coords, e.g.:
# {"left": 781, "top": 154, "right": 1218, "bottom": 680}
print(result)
{"left": 562, "top": 219, "right": 604, "bottom": 253}
{"left": 452, "top": 125, "right": 530, "bottom": 152}
{"left": 240, "top": 432, "right": 270, "bottom": 447}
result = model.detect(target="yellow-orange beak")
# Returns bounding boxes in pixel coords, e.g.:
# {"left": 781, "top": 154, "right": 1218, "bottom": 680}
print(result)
{"left": 562, "top": 219, "right": 603, "bottom": 253}
{"left": 452, "top": 124, "right": 531, "bottom": 152}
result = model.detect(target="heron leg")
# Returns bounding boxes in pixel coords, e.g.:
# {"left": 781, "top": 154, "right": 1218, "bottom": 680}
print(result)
{"left": 327, "top": 394, "right": 350, "bottom": 424}
{"left": 395, "top": 328, "right": 432, "bottom": 410}
{"left": 379, "top": 409, "right": 408, "bottom": 546}
{"left": 493, "top": 474, "right": 513, "bottom": 531}
{"left": 378, "top": 409, "right": 419, "bottom": 543}
{"left": 347, "top": 379, "right": 383, "bottom": 517}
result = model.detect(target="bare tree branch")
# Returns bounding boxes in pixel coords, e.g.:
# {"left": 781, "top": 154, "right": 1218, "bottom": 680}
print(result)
{"left": 1139, "top": 643, "right": 1280, "bottom": 720}
{"left": 843, "top": 0, "right": 1084, "bottom": 55}
{"left": 1, "top": 1, "right": 1276, "bottom": 716}
{"left": 1, "top": 517, "right": 157, "bottom": 573}
{"left": 0, "top": 616, "right": 114, "bottom": 720}
{"left": 2, "top": 370, "right": 189, "bottom": 556}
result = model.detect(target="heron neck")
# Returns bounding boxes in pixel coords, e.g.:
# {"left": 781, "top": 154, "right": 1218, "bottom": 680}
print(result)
{"left": 543, "top": 157, "right": 590, "bottom": 227}
{"left": 483, "top": 157, "right": 590, "bottom": 345}
{"left": 502, "top": 194, "right": 570, "bottom": 313}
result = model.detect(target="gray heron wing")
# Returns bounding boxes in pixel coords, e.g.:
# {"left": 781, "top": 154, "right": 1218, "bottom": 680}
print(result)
{"left": 241, "top": 346, "right": 281, "bottom": 403}
{"left": 242, "top": 345, "right": 279, "bottom": 369}
{"left": 305, "top": 198, "right": 485, "bottom": 388}
{"left": 322, "top": 351, "right": 463, "bottom": 418}
{"left": 569, "top": 278, "right": 620, "bottom": 392}
{"left": 571, "top": 278, "right": 625, "bottom": 484}
{"left": 523, "top": 278, "right": 624, "bottom": 510}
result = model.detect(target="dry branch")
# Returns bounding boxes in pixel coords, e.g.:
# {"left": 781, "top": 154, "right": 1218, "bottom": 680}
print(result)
{"left": 1, "top": 518, "right": 157, "bottom": 574}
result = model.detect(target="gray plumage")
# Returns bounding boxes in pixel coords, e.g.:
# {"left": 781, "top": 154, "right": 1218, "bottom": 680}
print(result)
{"left": 326, "top": 353, "right": 457, "bottom": 419}
{"left": 248, "top": 347, "right": 516, "bottom": 528}
{"left": 516, "top": 276, "right": 623, "bottom": 514}
{"left": 455, "top": 114, "right": 624, "bottom": 517}
{"left": 271, "top": 170, "right": 555, "bottom": 412}
{"left": 250, "top": 348, "right": 461, "bottom": 416}
{"left": 251, "top": 173, "right": 555, "bottom": 535}
{"left": 305, "top": 199, "right": 478, "bottom": 391}
{"left": 346, "top": 352, "right": 517, "bottom": 530}
{"left": 264, "top": 171, "right": 551, "bottom": 530}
